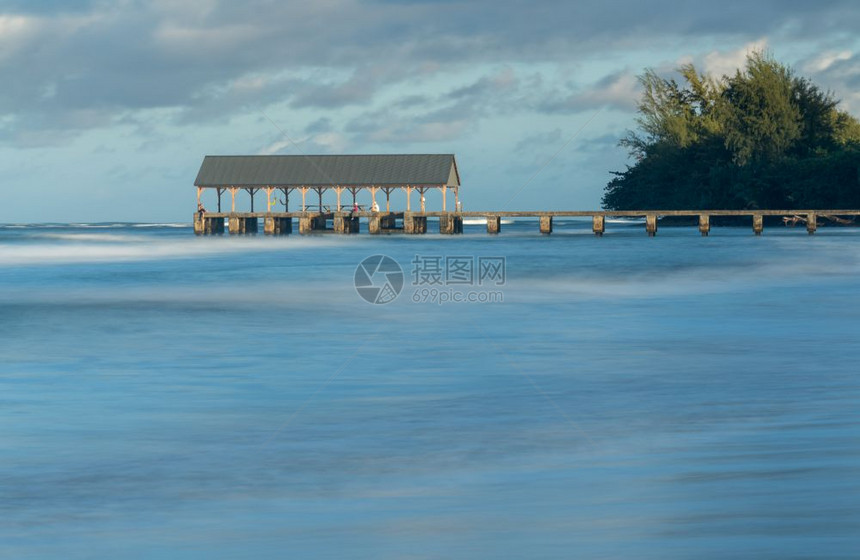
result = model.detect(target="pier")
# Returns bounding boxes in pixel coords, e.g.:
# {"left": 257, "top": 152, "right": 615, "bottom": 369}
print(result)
{"left": 194, "top": 209, "right": 860, "bottom": 236}
{"left": 192, "top": 154, "right": 859, "bottom": 237}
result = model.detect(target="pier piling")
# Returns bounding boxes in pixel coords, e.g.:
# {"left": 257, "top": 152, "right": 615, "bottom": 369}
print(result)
{"left": 439, "top": 213, "right": 463, "bottom": 234}
{"left": 487, "top": 215, "right": 501, "bottom": 234}
{"left": 228, "top": 216, "right": 258, "bottom": 235}
{"left": 264, "top": 217, "right": 292, "bottom": 235}
{"left": 807, "top": 213, "right": 817, "bottom": 235}
{"left": 539, "top": 216, "right": 553, "bottom": 234}
{"left": 752, "top": 214, "right": 764, "bottom": 236}
{"left": 645, "top": 214, "right": 658, "bottom": 237}
{"left": 193, "top": 215, "right": 224, "bottom": 235}
{"left": 592, "top": 215, "right": 605, "bottom": 236}
{"left": 333, "top": 213, "right": 359, "bottom": 234}
{"left": 368, "top": 216, "right": 382, "bottom": 234}
{"left": 404, "top": 213, "right": 427, "bottom": 234}
{"left": 698, "top": 214, "right": 710, "bottom": 237}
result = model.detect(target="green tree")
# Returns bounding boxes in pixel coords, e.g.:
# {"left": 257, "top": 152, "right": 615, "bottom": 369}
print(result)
{"left": 720, "top": 52, "right": 801, "bottom": 165}
{"left": 603, "top": 51, "right": 860, "bottom": 211}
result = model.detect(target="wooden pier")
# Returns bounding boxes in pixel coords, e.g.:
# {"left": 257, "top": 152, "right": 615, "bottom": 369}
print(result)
{"left": 191, "top": 153, "right": 859, "bottom": 237}
{"left": 194, "top": 210, "right": 860, "bottom": 236}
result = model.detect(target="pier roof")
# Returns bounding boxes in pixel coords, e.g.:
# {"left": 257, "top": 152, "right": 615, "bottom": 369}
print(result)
{"left": 194, "top": 154, "right": 460, "bottom": 188}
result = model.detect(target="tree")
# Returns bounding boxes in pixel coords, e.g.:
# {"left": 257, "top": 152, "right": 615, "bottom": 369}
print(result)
{"left": 603, "top": 51, "right": 860, "bottom": 211}
{"left": 720, "top": 52, "right": 801, "bottom": 165}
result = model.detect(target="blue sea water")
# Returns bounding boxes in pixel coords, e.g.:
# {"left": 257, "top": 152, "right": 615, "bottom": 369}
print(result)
{"left": 1, "top": 220, "right": 859, "bottom": 559}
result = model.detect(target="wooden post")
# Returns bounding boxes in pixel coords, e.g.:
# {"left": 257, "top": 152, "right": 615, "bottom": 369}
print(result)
{"left": 217, "top": 188, "right": 222, "bottom": 212}
{"left": 230, "top": 187, "right": 237, "bottom": 212}
{"left": 317, "top": 188, "right": 323, "bottom": 212}
{"left": 442, "top": 185, "right": 447, "bottom": 212}
{"left": 197, "top": 186, "right": 202, "bottom": 206}
{"left": 487, "top": 215, "right": 501, "bottom": 234}
{"left": 281, "top": 188, "right": 289, "bottom": 211}
{"left": 420, "top": 189, "right": 426, "bottom": 213}
{"left": 385, "top": 188, "right": 391, "bottom": 212}
{"left": 245, "top": 188, "right": 255, "bottom": 212}
{"left": 752, "top": 214, "right": 763, "bottom": 236}
{"left": 371, "top": 187, "right": 378, "bottom": 211}
{"left": 646, "top": 214, "right": 657, "bottom": 237}
{"left": 301, "top": 187, "right": 307, "bottom": 212}
{"left": 698, "top": 214, "right": 710, "bottom": 236}
{"left": 454, "top": 186, "right": 459, "bottom": 211}
{"left": 405, "top": 186, "right": 412, "bottom": 212}
{"left": 592, "top": 215, "right": 605, "bottom": 236}
{"left": 266, "top": 187, "right": 272, "bottom": 214}
{"left": 807, "top": 213, "right": 817, "bottom": 235}
{"left": 335, "top": 187, "right": 343, "bottom": 211}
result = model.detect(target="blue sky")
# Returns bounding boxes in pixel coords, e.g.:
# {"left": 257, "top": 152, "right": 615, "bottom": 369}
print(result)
{"left": 1, "top": 0, "right": 859, "bottom": 222}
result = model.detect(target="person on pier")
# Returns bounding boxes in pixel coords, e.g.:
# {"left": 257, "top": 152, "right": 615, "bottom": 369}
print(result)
{"left": 197, "top": 202, "right": 206, "bottom": 218}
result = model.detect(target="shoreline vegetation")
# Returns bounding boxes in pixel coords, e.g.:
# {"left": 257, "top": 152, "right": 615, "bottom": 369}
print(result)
{"left": 603, "top": 51, "right": 860, "bottom": 221}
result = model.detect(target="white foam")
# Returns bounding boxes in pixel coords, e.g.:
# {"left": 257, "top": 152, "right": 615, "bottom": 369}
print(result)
{"left": 131, "top": 223, "right": 189, "bottom": 228}
{"left": 0, "top": 236, "right": 350, "bottom": 266}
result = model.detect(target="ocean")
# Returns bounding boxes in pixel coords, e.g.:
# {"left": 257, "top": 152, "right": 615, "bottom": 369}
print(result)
{"left": 2, "top": 220, "right": 859, "bottom": 559}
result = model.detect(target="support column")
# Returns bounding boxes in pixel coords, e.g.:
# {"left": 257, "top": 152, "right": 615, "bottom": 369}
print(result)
{"left": 646, "top": 214, "right": 658, "bottom": 237}
{"left": 246, "top": 188, "right": 256, "bottom": 212}
{"left": 333, "top": 212, "right": 359, "bottom": 234}
{"left": 592, "top": 215, "right": 605, "bottom": 236}
{"left": 368, "top": 215, "right": 382, "bottom": 234}
{"left": 335, "top": 187, "right": 343, "bottom": 211}
{"left": 807, "top": 213, "right": 817, "bottom": 235}
{"left": 439, "top": 213, "right": 462, "bottom": 234}
{"left": 539, "top": 216, "right": 553, "bottom": 234}
{"left": 230, "top": 187, "right": 237, "bottom": 212}
{"left": 404, "top": 213, "right": 426, "bottom": 235}
{"left": 228, "top": 216, "right": 258, "bottom": 235}
{"left": 752, "top": 214, "right": 763, "bottom": 236}
{"left": 301, "top": 187, "right": 307, "bottom": 211}
{"left": 194, "top": 214, "right": 225, "bottom": 235}
{"left": 487, "top": 215, "right": 501, "bottom": 234}
{"left": 264, "top": 217, "right": 292, "bottom": 235}
{"left": 384, "top": 188, "right": 392, "bottom": 212}
{"left": 442, "top": 186, "right": 447, "bottom": 212}
{"left": 405, "top": 187, "right": 412, "bottom": 212}
{"left": 217, "top": 188, "right": 222, "bottom": 212}
{"left": 698, "top": 214, "right": 710, "bottom": 237}
{"left": 299, "top": 215, "right": 322, "bottom": 234}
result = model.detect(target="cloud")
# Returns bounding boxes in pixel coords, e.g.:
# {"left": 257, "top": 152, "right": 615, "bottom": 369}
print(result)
{"left": 539, "top": 70, "right": 640, "bottom": 114}
{"left": 2, "top": 0, "right": 860, "bottom": 148}
{"left": 801, "top": 51, "right": 860, "bottom": 113}
{"left": 699, "top": 38, "right": 770, "bottom": 77}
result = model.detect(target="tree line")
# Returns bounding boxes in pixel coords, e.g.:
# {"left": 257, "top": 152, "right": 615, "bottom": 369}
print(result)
{"left": 603, "top": 52, "right": 860, "bottom": 211}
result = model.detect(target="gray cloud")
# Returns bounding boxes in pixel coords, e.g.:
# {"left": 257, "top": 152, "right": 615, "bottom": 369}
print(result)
{"left": 2, "top": 0, "right": 860, "bottom": 146}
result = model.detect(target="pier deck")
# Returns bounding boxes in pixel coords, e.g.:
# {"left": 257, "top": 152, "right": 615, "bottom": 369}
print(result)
{"left": 193, "top": 210, "right": 860, "bottom": 236}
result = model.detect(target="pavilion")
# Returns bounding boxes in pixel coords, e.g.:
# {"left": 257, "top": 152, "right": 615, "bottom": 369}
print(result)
{"left": 194, "top": 154, "right": 461, "bottom": 213}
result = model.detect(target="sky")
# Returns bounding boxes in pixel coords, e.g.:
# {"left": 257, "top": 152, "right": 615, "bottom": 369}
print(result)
{"left": 1, "top": 0, "right": 860, "bottom": 222}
